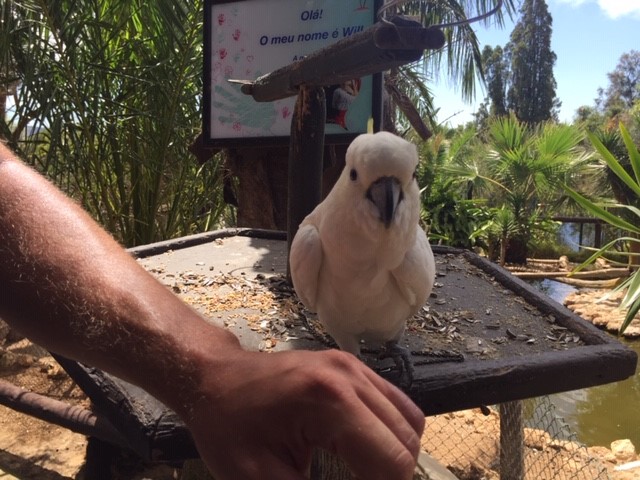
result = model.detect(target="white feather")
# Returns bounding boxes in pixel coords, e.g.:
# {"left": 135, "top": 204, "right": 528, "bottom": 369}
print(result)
{"left": 289, "top": 131, "right": 435, "bottom": 355}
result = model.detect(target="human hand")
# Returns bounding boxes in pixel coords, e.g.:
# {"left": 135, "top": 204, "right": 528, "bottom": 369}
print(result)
{"left": 185, "top": 348, "right": 425, "bottom": 480}
{"left": 0, "top": 144, "right": 423, "bottom": 478}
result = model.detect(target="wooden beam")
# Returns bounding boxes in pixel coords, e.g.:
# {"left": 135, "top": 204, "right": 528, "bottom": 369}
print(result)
{"left": 286, "top": 86, "right": 326, "bottom": 279}
{"left": 509, "top": 267, "right": 629, "bottom": 280}
{"left": 239, "top": 16, "right": 445, "bottom": 102}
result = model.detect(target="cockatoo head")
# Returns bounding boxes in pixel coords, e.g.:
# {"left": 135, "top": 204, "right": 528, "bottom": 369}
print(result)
{"left": 342, "top": 131, "right": 420, "bottom": 230}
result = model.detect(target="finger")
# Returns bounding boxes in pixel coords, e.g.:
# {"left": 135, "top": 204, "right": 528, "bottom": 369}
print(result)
{"left": 363, "top": 367, "right": 425, "bottom": 435}
{"left": 298, "top": 351, "right": 423, "bottom": 479}
{"left": 324, "top": 352, "right": 424, "bottom": 459}
{"left": 328, "top": 350, "right": 425, "bottom": 436}
{"left": 330, "top": 402, "right": 420, "bottom": 480}
{"left": 357, "top": 380, "right": 424, "bottom": 462}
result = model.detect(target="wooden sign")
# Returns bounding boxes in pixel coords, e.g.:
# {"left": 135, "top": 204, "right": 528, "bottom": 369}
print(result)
{"left": 204, "top": 0, "right": 382, "bottom": 146}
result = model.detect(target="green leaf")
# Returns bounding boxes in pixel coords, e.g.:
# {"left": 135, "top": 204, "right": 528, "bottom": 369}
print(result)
{"left": 622, "top": 204, "right": 640, "bottom": 219}
{"left": 619, "top": 299, "right": 640, "bottom": 335}
{"left": 621, "top": 270, "right": 640, "bottom": 310}
{"left": 587, "top": 130, "right": 640, "bottom": 198}
{"left": 571, "top": 238, "right": 625, "bottom": 274}
{"left": 619, "top": 122, "right": 640, "bottom": 185}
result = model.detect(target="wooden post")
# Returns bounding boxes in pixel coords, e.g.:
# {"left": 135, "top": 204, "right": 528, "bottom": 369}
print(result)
{"left": 594, "top": 221, "right": 602, "bottom": 249}
{"left": 286, "top": 85, "right": 326, "bottom": 279}
{"left": 500, "top": 401, "right": 524, "bottom": 480}
{"left": 579, "top": 222, "right": 584, "bottom": 247}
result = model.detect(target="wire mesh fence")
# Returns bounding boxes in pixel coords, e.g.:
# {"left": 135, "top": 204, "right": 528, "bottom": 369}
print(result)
{"left": 421, "top": 396, "right": 610, "bottom": 480}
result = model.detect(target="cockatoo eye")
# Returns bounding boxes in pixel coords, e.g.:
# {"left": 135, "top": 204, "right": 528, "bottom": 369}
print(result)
{"left": 350, "top": 169, "right": 358, "bottom": 181}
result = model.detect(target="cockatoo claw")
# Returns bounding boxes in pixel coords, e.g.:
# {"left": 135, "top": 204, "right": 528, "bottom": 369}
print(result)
{"left": 380, "top": 341, "right": 414, "bottom": 389}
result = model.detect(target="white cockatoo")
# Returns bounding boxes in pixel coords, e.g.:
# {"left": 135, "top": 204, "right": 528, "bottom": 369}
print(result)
{"left": 289, "top": 131, "right": 435, "bottom": 384}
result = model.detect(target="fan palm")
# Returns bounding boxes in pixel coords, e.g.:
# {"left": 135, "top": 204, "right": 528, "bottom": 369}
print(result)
{"left": 436, "top": 115, "right": 589, "bottom": 261}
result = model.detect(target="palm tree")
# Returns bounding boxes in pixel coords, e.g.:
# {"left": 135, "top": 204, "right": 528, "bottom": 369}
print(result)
{"left": 485, "top": 116, "right": 591, "bottom": 261}
{"left": 476, "top": 205, "right": 519, "bottom": 266}
{"left": 384, "top": 0, "right": 517, "bottom": 132}
{"left": 433, "top": 115, "right": 590, "bottom": 262}
{"left": 415, "top": 124, "right": 497, "bottom": 249}
{"left": 590, "top": 127, "right": 640, "bottom": 229}
{"left": 391, "top": 0, "right": 516, "bottom": 98}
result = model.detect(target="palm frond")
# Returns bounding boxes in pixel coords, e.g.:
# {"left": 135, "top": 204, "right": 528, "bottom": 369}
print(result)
{"left": 395, "top": 0, "right": 516, "bottom": 102}
{"left": 619, "top": 122, "right": 640, "bottom": 185}
{"left": 588, "top": 130, "right": 640, "bottom": 198}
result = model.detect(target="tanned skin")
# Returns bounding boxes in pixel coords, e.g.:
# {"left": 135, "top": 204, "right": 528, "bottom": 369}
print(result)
{"left": 0, "top": 142, "right": 424, "bottom": 480}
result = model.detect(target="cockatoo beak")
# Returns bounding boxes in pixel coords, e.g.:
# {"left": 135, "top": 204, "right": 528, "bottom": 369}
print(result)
{"left": 366, "top": 176, "right": 403, "bottom": 229}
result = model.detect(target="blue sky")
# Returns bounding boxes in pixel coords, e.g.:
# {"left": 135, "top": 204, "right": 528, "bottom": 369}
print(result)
{"left": 431, "top": 0, "right": 640, "bottom": 126}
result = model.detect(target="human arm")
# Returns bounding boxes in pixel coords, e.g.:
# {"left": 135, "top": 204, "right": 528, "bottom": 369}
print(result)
{"left": 0, "top": 142, "right": 424, "bottom": 480}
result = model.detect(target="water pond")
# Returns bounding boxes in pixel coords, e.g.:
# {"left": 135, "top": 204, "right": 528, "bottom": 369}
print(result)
{"left": 529, "top": 279, "right": 640, "bottom": 448}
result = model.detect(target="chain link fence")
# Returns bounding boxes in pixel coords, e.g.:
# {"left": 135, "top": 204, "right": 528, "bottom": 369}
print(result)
{"left": 421, "top": 396, "right": 610, "bottom": 480}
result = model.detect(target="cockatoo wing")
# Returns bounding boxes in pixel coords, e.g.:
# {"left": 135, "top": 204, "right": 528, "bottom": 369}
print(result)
{"left": 289, "top": 223, "right": 323, "bottom": 311}
{"left": 391, "top": 226, "right": 435, "bottom": 312}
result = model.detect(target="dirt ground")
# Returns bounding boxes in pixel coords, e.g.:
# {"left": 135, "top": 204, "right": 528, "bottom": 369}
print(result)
{"left": 0, "top": 339, "right": 88, "bottom": 480}
{"left": 0, "top": 336, "right": 178, "bottom": 480}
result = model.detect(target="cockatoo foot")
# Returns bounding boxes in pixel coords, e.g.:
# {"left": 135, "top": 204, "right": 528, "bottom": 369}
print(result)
{"left": 380, "top": 341, "right": 414, "bottom": 389}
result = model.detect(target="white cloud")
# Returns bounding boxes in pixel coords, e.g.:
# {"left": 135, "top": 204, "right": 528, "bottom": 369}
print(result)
{"left": 596, "top": 0, "right": 640, "bottom": 18}
{"left": 555, "top": 0, "right": 640, "bottom": 18}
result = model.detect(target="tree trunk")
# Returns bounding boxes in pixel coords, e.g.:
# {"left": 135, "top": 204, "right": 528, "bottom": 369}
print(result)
{"left": 223, "top": 144, "right": 347, "bottom": 231}
{"left": 223, "top": 146, "right": 289, "bottom": 230}
{"left": 505, "top": 236, "right": 528, "bottom": 265}
{"left": 499, "top": 235, "right": 507, "bottom": 267}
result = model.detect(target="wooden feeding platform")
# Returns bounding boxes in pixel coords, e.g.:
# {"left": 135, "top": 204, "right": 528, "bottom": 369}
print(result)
{"left": 54, "top": 228, "right": 637, "bottom": 464}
